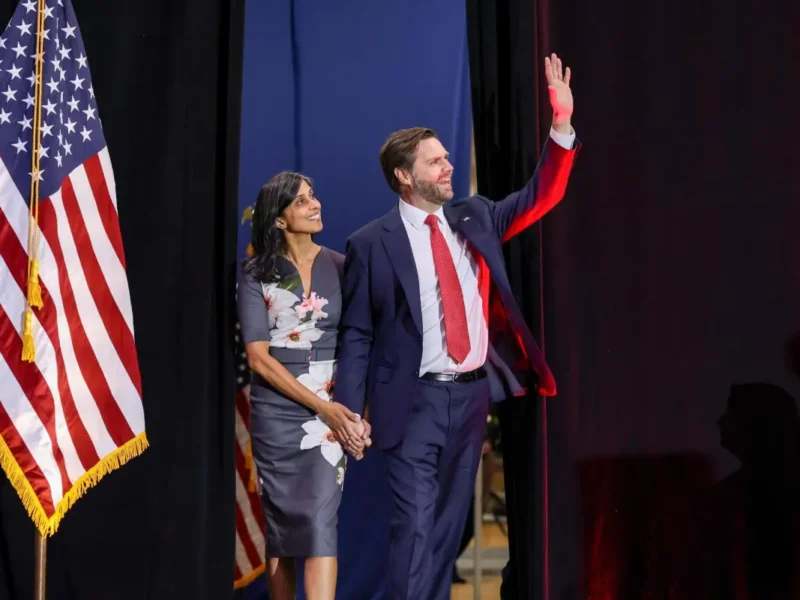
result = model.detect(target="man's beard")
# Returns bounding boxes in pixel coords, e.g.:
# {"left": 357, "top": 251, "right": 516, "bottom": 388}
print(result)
{"left": 411, "top": 176, "right": 452, "bottom": 205}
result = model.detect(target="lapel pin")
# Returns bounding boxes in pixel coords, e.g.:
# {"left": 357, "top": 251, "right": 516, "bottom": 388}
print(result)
{"left": 462, "top": 216, "right": 470, "bottom": 222}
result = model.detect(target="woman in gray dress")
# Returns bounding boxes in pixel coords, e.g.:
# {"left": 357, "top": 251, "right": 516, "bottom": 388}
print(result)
{"left": 237, "top": 172, "right": 368, "bottom": 600}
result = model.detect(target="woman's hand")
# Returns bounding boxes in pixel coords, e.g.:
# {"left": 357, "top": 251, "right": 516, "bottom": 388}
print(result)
{"left": 318, "top": 402, "right": 367, "bottom": 458}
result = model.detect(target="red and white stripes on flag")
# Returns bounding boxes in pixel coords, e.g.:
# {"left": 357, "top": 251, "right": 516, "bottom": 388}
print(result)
{"left": 233, "top": 385, "right": 266, "bottom": 588}
{"left": 0, "top": 147, "right": 148, "bottom": 535}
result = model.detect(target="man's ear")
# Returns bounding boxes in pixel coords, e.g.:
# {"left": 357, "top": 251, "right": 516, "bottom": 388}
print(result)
{"left": 395, "top": 167, "right": 413, "bottom": 187}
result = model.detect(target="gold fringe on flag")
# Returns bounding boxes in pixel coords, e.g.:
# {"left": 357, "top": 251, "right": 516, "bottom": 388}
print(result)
{"left": 245, "top": 440, "right": 257, "bottom": 493}
{"left": 234, "top": 564, "right": 266, "bottom": 590}
{"left": 0, "top": 432, "right": 149, "bottom": 537}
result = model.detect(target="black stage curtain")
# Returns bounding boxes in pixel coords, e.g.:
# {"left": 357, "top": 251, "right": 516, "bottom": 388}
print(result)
{"left": 0, "top": 1, "right": 244, "bottom": 599}
{"left": 469, "top": 1, "right": 800, "bottom": 598}
{"left": 467, "top": 1, "right": 555, "bottom": 598}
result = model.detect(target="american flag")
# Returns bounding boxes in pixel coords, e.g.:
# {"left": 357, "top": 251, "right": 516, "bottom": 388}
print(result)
{"left": 232, "top": 290, "right": 266, "bottom": 588}
{"left": 0, "top": 0, "right": 146, "bottom": 536}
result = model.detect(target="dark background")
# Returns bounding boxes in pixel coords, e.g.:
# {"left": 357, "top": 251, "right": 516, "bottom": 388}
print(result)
{"left": 0, "top": 1, "right": 243, "bottom": 598}
{"left": 469, "top": 0, "right": 800, "bottom": 597}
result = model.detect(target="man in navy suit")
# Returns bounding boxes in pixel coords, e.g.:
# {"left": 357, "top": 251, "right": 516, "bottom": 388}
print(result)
{"left": 333, "top": 54, "right": 580, "bottom": 599}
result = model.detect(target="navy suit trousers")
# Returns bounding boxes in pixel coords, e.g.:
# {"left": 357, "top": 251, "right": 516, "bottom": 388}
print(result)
{"left": 382, "top": 377, "right": 490, "bottom": 600}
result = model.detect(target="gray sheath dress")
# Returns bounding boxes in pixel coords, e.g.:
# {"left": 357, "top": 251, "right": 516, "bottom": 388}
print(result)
{"left": 237, "top": 247, "right": 346, "bottom": 558}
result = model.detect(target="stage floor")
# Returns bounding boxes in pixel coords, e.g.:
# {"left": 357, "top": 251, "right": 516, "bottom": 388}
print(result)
{"left": 451, "top": 577, "right": 502, "bottom": 600}
{"left": 451, "top": 519, "right": 508, "bottom": 599}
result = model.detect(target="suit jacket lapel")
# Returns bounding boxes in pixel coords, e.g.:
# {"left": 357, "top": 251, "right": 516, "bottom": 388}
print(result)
{"left": 381, "top": 208, "right": 423, "bottom": 333}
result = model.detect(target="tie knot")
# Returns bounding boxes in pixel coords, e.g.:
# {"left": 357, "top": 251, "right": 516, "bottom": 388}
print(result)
{"left": 425, "top": 214, "right": 439, "bottom": 230}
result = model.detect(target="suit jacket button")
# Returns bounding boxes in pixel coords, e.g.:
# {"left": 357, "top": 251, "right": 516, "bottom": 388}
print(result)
{"left": 414, "top": 370, "right": 419, "bottom": 377}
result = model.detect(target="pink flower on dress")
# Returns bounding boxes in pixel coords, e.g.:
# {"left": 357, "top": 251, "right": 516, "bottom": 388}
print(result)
{"left": 295, "top": 292, "right": 329, "bottom": 321}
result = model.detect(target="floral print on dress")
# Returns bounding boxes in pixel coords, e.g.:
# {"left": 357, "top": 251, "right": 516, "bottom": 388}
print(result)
{"left": 298, "top": 417, "right": 347, "bottom": 488}
{"left": 262, "top": 279, "right": 328, "bottom": 349}
{"left": 271, "top": 322, "right": 325, "bottom": 350}
{"left": 295, "top": 292, "right": 329, "bottom": 321}
{"left": 262, "top": 276, "right": 346, "bottom": 487}
{"left": 241, "top": 248, "right": 346, "bottom": 556}
{"left": 297, "top": 360, "right": 346, "bottom": 486}
{"left": 262, "top": 283, "right": 299, "bottom": 330}
{"left": 297, "top": 360, "right": 336, "bottom": 401}
{"left": 300, "top": 417, "right": 344, "bottom": 467}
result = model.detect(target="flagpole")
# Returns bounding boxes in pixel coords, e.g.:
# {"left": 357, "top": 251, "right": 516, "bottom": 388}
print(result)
{"left": 31, "top": 1, "right": 49, "bottom": 596}
{"left": 34, "top": 533, "right": 47, "bottom": 600}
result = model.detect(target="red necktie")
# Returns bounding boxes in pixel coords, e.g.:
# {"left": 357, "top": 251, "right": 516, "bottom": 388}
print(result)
{"left": 425, "top": 214, "right": 471, "bottom": 364}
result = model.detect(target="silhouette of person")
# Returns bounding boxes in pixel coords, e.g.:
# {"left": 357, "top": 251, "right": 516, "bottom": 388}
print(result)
{"left": 706, "top": 383, "right": 800, "bottom": 598}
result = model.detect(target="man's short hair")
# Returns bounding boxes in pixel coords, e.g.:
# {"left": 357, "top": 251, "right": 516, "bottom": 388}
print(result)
{"left": 379, "top": 127, "right": 438, "bottom": 194}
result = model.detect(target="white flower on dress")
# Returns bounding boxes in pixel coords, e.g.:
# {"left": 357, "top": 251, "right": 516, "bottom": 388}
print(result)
{"left": 298, "top": 361, "right": 344, "bottom": 484}
{"left": 270, "top": 321, "right": 324, "bottom": 349}
{"left": 261, "top": 283, "right": 301, "bottom": 329}
{"left": 296, "top": 360, "right": 336, "bottom": 401}
{"left": 300, "top": 417, "right": 344, "bottom": 467}
{"left": 274, "top": 310, "right": 302, "bottom": 332}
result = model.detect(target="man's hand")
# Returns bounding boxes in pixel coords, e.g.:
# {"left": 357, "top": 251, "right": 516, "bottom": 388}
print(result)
{"left": 342, "top": 420, "right": 367, "bottom": 459}
{"left": 336, "top": 418, "right": 373, "bottom": 460}
{"left": 318, "top": 402, "right": 365, "bottom": 457}
{"left": 361, "top": 419, "right": 372, "bottom": 448}
{"left": 544, "top": 53, "right": 573, "bottom": 132}
{"left": 341, "top": 419, "right": 372, "bottom": 460}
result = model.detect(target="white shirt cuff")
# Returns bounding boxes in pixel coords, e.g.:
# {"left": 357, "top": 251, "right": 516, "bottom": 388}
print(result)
{"left": 549, "top": 126, "right": 576, "bottom": 150}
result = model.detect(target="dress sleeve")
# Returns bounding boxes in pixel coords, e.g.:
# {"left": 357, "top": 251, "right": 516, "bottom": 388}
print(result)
{"left": 331, "top": 250, "right": 345, "bottom": 281}
{"left": 237, "top": 264, "right": 271, "bottom": 344}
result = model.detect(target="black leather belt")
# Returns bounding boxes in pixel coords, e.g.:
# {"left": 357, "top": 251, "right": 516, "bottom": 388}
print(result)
{"left": 420, "top": 367, "right": 486, "bottom": 383}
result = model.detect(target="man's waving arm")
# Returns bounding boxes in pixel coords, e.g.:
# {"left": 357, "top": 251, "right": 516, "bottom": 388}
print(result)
{"left": 491, "top": 53, "right": 580, "bottom": 241}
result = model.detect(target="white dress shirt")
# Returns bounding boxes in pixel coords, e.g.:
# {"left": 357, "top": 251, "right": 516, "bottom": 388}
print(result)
{"left": 399, "top": 127, "right": 576, "bottom": 375}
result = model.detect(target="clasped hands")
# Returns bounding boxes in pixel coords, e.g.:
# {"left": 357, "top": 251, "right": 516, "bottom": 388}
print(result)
{"left": 318, "top": 401, "right": 372, "bottom": 460}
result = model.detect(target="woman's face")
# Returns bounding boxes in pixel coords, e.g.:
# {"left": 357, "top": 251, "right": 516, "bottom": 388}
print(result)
{"left": 278, "top": 180, "right": 322, "bottom": 234}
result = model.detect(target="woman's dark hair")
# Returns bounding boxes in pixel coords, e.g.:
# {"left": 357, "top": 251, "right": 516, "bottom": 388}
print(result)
{"left": 243, "top": 171, "right": 312, "bottom": 283}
